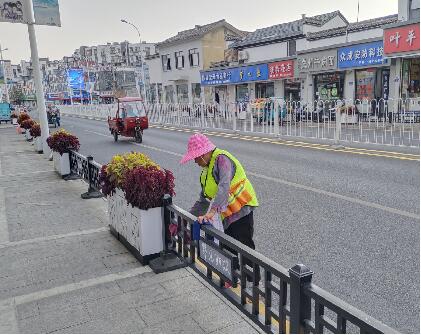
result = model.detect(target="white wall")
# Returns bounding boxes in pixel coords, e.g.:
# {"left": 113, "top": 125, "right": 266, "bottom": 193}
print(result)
{"left": 145, "top": 57, "right": 162, "bottom": 84}
{"left": 301, "top": 28, "right": 384, "bottom": 51}
{"left": 159, "top": 39, "right": 203, "bottom": 87}
{"left": 302, "top": 15, "right": 347, "bottom": 34}
{"left": 343, "top": 70, "right": 355, "bottom": 100}
{"left": 274, "top": 80, "right": 284, "bottom": 98}
{"left": 243, "top": 42, "right": 288, "bottom": 63}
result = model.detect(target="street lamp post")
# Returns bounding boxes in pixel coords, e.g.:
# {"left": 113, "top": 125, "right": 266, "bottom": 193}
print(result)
{"left": 0, "top": 44, "right": 10, "bottom": 103}
{"left": 121, "top": 19, "right": 147, "bottom": 102}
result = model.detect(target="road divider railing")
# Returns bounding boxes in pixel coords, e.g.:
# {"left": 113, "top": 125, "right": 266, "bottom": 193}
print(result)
{"left": 59, "top": 97, "right": 420, "bottom": 148}
{"left": 63, "top": 148, "right": 399, "bottom": 334}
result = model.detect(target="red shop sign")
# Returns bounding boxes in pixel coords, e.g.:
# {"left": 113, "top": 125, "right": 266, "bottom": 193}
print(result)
{"left": 268, "top": 60, "right": 294, "bottom": 79}
{"left": 384, "top": 23, "right": 420, "bottom": 55}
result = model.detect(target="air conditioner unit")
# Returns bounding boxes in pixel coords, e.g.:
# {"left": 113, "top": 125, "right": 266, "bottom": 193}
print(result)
{"left": 238, "top": 50, "right": 249, "bottom": 61}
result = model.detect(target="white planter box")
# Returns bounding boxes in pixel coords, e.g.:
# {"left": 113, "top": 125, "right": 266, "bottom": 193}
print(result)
{"left": 53, "top": 151, "right": 70, "bottom": 176}
{"left": 24, "top": 129, "right": 32, "bottom": 140}
{"left": 34, "top": 137, "right": 43, "bottom": 153}
{"left": 108, "top": 188, "right": 163, "bottom": 264}
{"left": 12, "top": 118, "right": 17, "bottom": 125}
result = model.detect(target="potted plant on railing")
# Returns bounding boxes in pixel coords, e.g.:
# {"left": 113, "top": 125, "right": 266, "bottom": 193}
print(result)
{"left": 100, "top": 152, "right": 175, "bottom": 264}
{"left": 17, "top": 112, "right": 30, "bottom": 135}
{"left": 46, "top": 129, "right": 80, "bottom": 177}
{"left": 339, "top": 105, "right": 359, "bottom": 124}
{"left": 20, "top": 118, "right": 35, "bottom": 141}
{"left": 11, "top": 111, "right": 18, "bottom": 125}
{"left": 30, "top": 122, "right": 43, "bottom": 153}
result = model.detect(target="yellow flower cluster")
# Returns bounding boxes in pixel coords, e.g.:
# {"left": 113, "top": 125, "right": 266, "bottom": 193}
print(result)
{"left": 106, "top": 152, "right": 159, "bottom": 187}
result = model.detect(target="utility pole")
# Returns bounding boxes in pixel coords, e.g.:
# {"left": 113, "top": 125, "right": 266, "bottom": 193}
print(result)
{"left": 27, "top": 1, "right": 50, "bottom": 156}
{"left": 121, "top": 19, "right": 147, "bottom": 102}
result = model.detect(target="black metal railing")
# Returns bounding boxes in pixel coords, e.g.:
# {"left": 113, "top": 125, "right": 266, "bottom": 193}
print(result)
{"left": 67, "top": 150, "right": 103, "bottom": 199}
{"left": 69, "top": 150, "right": 399, "bottom": 334}
{"left": 164, "top": 203, "right": 398, "bottom": 334}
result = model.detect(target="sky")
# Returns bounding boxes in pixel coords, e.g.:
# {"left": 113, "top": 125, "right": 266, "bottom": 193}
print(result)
{"left": 0, "top": 0, "right": 398, "bottom": 64}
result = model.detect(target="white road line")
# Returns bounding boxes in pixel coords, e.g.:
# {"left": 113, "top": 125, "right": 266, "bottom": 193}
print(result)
{"left": 0, "top": 188, "right": 9, "bottom": 243}
{"left": 1, "top": 267, "right": 152, "bottom": 307}
{"left": 0, "top": 227, "right": 108, "bottom": 250}
{"left": 84, "top": 129, "right": 420, "bottom": 220}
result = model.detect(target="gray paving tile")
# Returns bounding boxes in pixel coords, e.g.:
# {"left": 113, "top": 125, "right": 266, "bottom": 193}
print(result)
{"left": 37, "top": 281, "right": 122, "bottom": 314}
{"left": 141, "top": 314, "right": 205, "bottom": 334}
{"left": 57, "top": 309, "right": 146, "bottom": 334}
{"left": 39, "top": 304, "right": 91, "bottom": 333}
{"left": 136, "top": 289, "right": 221, "bottom": 326}
{"left": 17, "top": 315, "right": 45, "bottom": 334}
{"left": 192, "top": 305, "right": 245, "bottom": 333}
{"left": 214, "top": 320, "right": 260, "bottom": 334}
{"left": 115, "top": 268, "right": 190, "bottom": 293}
{"left": 16, "top": 301, "right": 40, "bottom": 320}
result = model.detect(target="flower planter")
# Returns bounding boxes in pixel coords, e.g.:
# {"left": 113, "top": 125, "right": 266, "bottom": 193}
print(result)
{"left": 12, "top": 118, "right": 17, "bottom": 125}
{"left": 24, "top": 129, "right": 33, "bottom": 141}
{"left": 52, "top": 151, "right": 70, "bottom": 177}
{"left": 34, "top": 137, "right": 43, "bottom": 153}
{"left": 108, "top": 188, "right": 163, "bottom": 265}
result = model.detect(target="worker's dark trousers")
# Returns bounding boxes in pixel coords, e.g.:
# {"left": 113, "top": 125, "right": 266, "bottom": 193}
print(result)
{"left": 223, "top": 211, "right": 261, "bottom": 283}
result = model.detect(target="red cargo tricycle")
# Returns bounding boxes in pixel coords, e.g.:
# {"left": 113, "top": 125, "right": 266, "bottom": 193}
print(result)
{"left": 108, "top": 97, "right": 148, "bottom": 143}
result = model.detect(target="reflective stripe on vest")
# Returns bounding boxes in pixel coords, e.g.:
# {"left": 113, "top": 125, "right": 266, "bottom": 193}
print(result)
{"left": 200, "top": 149, "right": 258, "bottom": 218}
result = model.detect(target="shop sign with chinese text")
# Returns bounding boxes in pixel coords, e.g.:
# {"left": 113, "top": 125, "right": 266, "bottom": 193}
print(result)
{"left": 297, "top": 49, "right": 337, "bottom": 73}
{"left": 201, "top": 64, "right": 269, "bottom": 86}
{"left": 384, "top": 23, "right": 420, "bottom": 55}
{"left": 268, "top": 60, "right": 294, "bottom": 79}
{"left": 338, "top": 41, "right": 386, "bottom": 69}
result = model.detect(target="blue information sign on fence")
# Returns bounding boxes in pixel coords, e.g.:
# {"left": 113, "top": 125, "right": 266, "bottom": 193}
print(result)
{"left": 201, "top": 63, "right": 269, "bottom": 86}
{"left": 338, "top": 41, "right": 386, "bottom": 69}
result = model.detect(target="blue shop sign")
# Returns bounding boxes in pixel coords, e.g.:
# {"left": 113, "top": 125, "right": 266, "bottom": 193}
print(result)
{"left": 338, "top": 41, "right": 386, "bottom": 69}
{"left": 201, "top": 64, "right": 269, "bottom": 86}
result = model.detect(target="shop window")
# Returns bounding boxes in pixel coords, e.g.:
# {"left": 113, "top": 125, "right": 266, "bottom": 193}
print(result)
{"left": 176, "top": 84, "right": 189, "bottom": 103}
{"left": 236, "top": 84, "right": 249, "bottom": 102}
{"left": 355, "top": 69, "right": 376, "bottom": 101}
{"left": 189, "top": 48, "right": 200, "bottom": 67}
{"left": 161, "top": 54, "right": 171, "bottom": 71}
{"left": 288, "top": 40, "right": 296, "bottom": 57}
{"left": 314, "top": 72, "right": 345, "bottom": 101}
{"left": 401, "top": 58, "right": 420, "bottom": 100}
{"left": 255, "top": 82, "right": 274, "bottom": 99}
{"left": 175, "top": 51, "right": 184, "bottom": 69}
{"left": 164, "top": 85, "right": 174, "bottom": 103}
{"left": 191, "top": 83, "right": 201, "bottom": 103}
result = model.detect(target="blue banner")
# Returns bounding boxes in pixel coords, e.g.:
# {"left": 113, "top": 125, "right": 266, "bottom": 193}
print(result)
{"left": 67, "top": 69, "right": 85, "bottom": 90}
{"left": 201, "top": 64, "right": 269, "bottom": 86}
{"left": 338, "top": 41, "right": 386, "bottom": 69}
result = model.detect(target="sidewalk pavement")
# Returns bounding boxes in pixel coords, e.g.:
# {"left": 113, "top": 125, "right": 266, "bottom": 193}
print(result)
{"left": 0, "top": 124, "right": 261, "bottom": 334}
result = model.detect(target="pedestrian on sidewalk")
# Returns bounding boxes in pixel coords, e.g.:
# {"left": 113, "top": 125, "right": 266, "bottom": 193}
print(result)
{"left": 180, "top": 133, "right": 260, "bottom": 284}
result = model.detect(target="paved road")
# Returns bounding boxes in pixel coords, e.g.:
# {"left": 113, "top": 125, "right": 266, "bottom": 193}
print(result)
{"left": 62, "top": 116, "right": 419, "bottom": 333}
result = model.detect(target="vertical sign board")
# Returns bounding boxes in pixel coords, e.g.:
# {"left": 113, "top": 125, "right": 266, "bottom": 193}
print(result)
{"left": 32, "top": 0, "right": 61, "bottom": 26}
{"left": 198, "top": 239, "right": 234, "bottom": 283}
{"left": 0, "top": 0, "right": 31, "bottom": 23}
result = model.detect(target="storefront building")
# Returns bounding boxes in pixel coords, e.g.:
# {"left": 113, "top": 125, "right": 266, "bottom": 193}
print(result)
{"left": 337, "top": 40, "right": 390, "bottom": 102}
{"left": 201, "top": 58, "right": 299, "bottom": 104}
{"left": 383, "top": 21, "right": 420, "bottom": 113}
{"left": 297, "top": 48, "right": 342, "bottom": 103}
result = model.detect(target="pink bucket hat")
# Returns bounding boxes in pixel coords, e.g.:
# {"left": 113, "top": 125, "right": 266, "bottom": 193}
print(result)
{"left": 180, "top": 133, "right": 216, "bottom": 164}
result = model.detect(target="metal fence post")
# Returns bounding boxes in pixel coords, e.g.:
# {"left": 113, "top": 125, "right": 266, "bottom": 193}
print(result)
{"left": 81, "top": 156, "right": 103, "bottom": 199}
{"left": 289, "top": 264, "right": 314, "bottom": 334}
{"left": 149, "top": 194, "right": 187, "bottom": 274}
